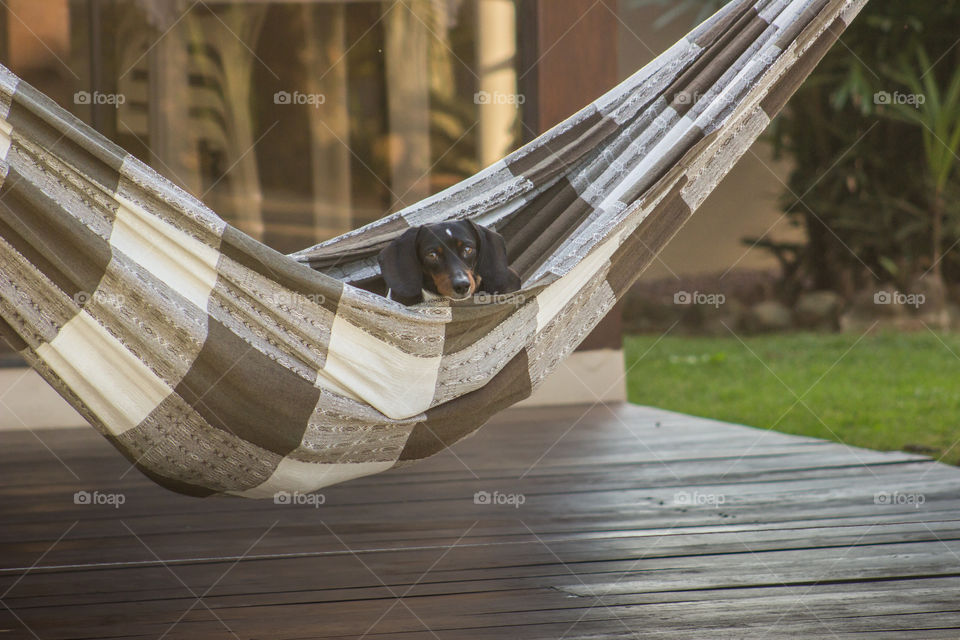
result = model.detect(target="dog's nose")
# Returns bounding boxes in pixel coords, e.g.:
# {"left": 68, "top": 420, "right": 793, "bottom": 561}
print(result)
{"left": 452, "top": 279, "right": 471, "bottom": 296}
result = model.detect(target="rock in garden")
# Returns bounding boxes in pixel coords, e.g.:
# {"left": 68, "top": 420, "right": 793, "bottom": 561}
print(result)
{"left": 744, "top": 301, "right": 792, "bottom": 333}
{"left": 794, "top": 290, "right": 842, "bottom": 330}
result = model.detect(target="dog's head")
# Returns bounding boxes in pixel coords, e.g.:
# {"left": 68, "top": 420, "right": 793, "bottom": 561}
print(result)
{"left": 377, "top": 220, "right": 520, "bottom": 305}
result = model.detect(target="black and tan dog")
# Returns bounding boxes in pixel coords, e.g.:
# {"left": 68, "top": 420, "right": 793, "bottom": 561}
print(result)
{"left": 378, "top": 220, "right": 520, "bottom": 305}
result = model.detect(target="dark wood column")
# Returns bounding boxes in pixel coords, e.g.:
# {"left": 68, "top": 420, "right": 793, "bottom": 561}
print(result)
{"left": 519, "top": 0, "right": 623, "bottom": 351}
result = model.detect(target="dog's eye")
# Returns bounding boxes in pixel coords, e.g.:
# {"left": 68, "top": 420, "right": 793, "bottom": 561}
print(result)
{"left": 425, "top": 251, "right": 439, "bottom": 261}
{"left": 462, "top": 247, "right": 475, "bottom": 257}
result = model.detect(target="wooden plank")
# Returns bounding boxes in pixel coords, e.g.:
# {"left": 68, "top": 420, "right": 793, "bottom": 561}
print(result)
{"left": 2, "top": 403, "right": 960, "bottom": 638}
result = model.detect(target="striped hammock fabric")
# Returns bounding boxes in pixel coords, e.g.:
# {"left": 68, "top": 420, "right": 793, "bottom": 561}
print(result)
{"left": 0, "top": 0, "right": 865, "bottom": 497}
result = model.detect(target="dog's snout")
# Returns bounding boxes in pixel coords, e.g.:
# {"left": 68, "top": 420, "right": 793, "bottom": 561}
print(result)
{"left": 452, "top": 278, "right": 471, "bottom": 296}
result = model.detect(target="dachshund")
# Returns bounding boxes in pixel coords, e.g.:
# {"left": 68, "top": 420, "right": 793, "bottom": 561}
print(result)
{"left": 377, "top": 220, "right": 521, "bottom": 305}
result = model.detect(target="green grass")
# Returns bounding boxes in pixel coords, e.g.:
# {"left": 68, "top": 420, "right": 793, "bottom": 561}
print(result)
{"left": 624, "top": 332, "right": 960, "bottom": 465}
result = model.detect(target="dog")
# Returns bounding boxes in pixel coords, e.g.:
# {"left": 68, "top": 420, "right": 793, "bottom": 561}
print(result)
{"left": 377, "top": 220, "right": 521, "bottom": 305}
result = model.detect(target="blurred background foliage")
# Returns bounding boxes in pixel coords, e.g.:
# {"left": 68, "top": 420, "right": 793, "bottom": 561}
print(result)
{"left": 632, "top": 0, "right": 960, "bottom": 307}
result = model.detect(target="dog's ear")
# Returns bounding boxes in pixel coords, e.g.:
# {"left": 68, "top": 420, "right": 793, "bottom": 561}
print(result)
{"left": 378, "top": 227, "right": 423, "bottom": 304}
{"left": 468, "top": 220, "right": 521, "bottom": 294}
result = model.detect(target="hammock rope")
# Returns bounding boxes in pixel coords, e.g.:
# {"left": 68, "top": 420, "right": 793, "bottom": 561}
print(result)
{"left": 0, "top": 0, "right": 865, "bottom": 497}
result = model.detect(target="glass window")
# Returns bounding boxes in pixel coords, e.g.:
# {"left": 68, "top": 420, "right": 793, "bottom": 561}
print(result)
{"left": 1, "top": 0, "right": 523, "bottom": 254}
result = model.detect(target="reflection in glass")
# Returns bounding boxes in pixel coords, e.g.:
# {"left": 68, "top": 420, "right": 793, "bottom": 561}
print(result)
{"left": 0, "top": 1, "right": 522, "bottom": 254}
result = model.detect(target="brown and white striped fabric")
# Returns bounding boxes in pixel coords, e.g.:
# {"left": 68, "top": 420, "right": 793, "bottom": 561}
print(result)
{"left": 0, "top": 0, "right": 865, "bottom": 497}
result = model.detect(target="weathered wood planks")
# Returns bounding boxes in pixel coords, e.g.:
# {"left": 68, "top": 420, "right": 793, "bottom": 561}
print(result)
{"left": 1, "top": 403, "right": 959, "bottom": 639}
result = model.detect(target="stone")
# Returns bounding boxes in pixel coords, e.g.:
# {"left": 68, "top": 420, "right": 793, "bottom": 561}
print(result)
{"left": 744, "top": 300, "right": 792, "bottom": 333}
{"left": 794, "top": 290, "right": 842, "bottom": 330}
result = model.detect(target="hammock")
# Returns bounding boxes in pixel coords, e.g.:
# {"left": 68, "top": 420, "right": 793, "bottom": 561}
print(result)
{"left": 0, "top": 0, "right": 865, "bottom": 497}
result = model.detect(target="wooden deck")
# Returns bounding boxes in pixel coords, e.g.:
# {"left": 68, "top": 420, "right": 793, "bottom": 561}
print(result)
{"left": 2, "top": 403, "right": 960, "bottom": 639}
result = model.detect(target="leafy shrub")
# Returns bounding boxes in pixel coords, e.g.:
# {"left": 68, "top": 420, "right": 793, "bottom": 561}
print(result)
{"left": 631, "top": 1, "right": 960, "bottom": 305}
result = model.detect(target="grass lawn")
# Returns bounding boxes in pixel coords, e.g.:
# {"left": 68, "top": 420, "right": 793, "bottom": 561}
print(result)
{"left": 623, "top": 331, "right": 960, "bottom": 465}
